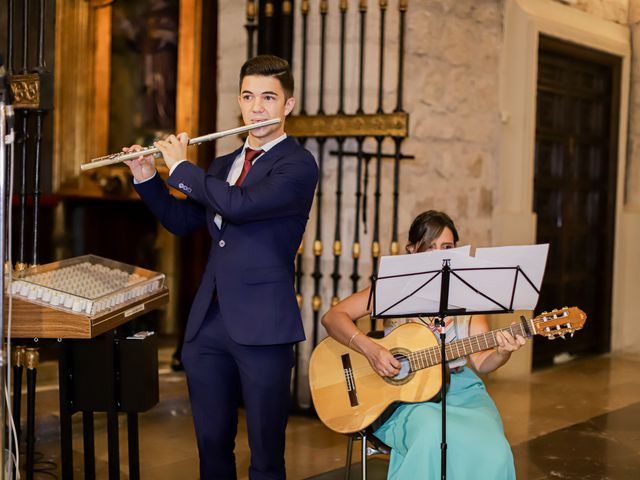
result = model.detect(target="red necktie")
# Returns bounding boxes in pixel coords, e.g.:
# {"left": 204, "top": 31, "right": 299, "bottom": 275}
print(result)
{"left": 235, "top": 148, "right": 263, "bottom": 186}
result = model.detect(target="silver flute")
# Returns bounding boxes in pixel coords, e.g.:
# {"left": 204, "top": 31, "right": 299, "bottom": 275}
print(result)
{"left": 80, "top": 118, "right": 282, "bottom": 171}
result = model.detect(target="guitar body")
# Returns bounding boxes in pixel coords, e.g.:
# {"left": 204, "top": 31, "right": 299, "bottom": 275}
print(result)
{"left": 310, "top": 306, "right": 587, "bottom": 434}
{"left": 309, "top": 323, "right": 443, "bottom": 434}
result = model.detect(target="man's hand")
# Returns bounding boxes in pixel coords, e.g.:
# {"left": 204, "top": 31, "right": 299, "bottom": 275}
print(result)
{"left": 154, "top": 132, "right": 189, "bottom": 171}
{"left": 123, "top": 145, "right": 157, "bottom": 182}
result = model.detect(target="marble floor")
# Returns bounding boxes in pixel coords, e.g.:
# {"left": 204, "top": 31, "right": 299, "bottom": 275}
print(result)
{"left": 11, "top": 344, "right": 640, "bottom": 479}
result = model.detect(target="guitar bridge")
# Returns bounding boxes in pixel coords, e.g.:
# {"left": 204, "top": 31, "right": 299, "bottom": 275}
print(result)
{"left": 341, "top": 354, "right": 359, "bottom": 407}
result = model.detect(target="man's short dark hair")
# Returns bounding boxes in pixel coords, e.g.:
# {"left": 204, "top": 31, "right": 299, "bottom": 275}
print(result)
{"left": 239, "top": 55, "right": 294, "bottom": 98}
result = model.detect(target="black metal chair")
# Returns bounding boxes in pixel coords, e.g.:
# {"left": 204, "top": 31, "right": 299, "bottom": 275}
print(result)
{"left": 344, "top": 428, "right": 391, "bottom": 480}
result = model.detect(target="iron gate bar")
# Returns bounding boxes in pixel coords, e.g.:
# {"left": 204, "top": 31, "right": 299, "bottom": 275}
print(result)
{"left": 391, "top": 0, "right": 409, "bottom": 257}
{"left": 32, "top": 0, "right": 48, "bottom": 267}
{"left": 245, "top": 1, "right": 258, "bottom": 59}
{"left": 370, "top": 0, "right": 389, "bottom": 328}
{"left": 310, "top": 137, "right": 325, "bottom": 348}
{"left": 351, "top": 0, "right": 369, "bottom": 294}
{"left": 279, "top": 1, "right": 293, "bottom": 66}
{"left": 310, "top": 0, "right": 329, "bottom": 350}
{"left": 7, "top": 0, "right": 15, "bottom": 75}
{"left": 330, "top": 1, "right": 349, "bottom": 307}
{"left": 299, "top": 0, "right": 310, "bottom": 115}
{"left": 291, "top": 0, "right": 311, "bottom": 408}
{"left": 16, "top": 0, "right": 31, "bottom": 270}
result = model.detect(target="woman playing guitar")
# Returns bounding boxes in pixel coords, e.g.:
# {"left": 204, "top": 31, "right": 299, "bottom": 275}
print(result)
{"left": 321, "top": 210, "right": 524, "bottom": 479}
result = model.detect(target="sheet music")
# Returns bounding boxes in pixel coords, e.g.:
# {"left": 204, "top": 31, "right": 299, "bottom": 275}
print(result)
{"left": 475, "top": 244, "right": 549, "bottom": 310}
{"left": 373, "top": 244, "right": 548, "bottom": 317}
{"left": 375, "top": 246, "right": 470, "bottom": 316}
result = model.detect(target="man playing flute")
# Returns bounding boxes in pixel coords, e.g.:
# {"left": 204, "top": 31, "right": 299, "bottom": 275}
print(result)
{"left": 123, "top": 54, "right": 319, "bottom": 480}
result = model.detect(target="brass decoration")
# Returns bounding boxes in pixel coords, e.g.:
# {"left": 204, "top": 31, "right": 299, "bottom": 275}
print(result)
{"left": 25, "top": 348, "right": 40, "bottom": 370}
{"left": 282, "top": 0, "right": 292, "bottom": 15}
{"left": 313, "top": 239, "right": 323, "bottom": 257}
{"left": 333, "top": 240, "right": 342, "bottom": 256}
{"left": 301, "top": 0, "right": 310, "bottom": 15}
{"left": 14, "top": 262, "right": 28, "bottom": 272}
{"left": 360, "top": 0, "right": 368, "bottom": 12}
{"left": 379, "top": 0, "right": 388, "bottom": 10}
{"left": 390, "top": 241, "right": 399, "bottom": 255}
{"left": 286, "top": 112, "right": 408, "bottom": 138}
{"left": 312, "top": 295, "right": 322, "bottom": 312}
{"left": 246, "top": 0, "right": 257, "bottom": 22}
{"left": 352, "top": 242, "right": 361, "bottom": 259}
{"left": 372, "top": 241, "right": 380, "bottom": 258}
{"left": 296, "top": 293, "right": 303, "bottom": 309}
{"left": 297, "top": 239, "right": 304, "bottom": 255}
{"left": 340, "top": 0, "right": 348, "bottom": 12}
{"left": 331, "top": 296, "right": 340, "bottom": 307}
{"left": 265, "top": 0, "right": 274, "bottom": 17}
{"left": 320, "top": 0, "right": 328, "bottom": 14}
{"left": 13, "top": 346, "right": 26, "bottom": 367}
{"left": 10, "top": 73, "right": 53, "bottom": 110}
{"left": 399, "top": 0, "right": 408, "bottom": 11}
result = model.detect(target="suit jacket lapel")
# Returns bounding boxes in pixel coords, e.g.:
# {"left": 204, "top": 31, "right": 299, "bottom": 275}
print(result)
{"left": 241, "top": 137, "right": 294, "bottom": 187}
{"left": 218, "top": 138, "right": 296, "bottom": 234}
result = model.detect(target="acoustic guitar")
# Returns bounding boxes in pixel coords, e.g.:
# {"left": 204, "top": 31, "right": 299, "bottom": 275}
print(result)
{"left": 309, "top": 307, "right": 587, "bottom": 434}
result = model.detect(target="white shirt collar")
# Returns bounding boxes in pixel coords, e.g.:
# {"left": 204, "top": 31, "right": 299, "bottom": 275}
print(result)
{"left": 243, "top": 133, "right": 287, "bottom": 154}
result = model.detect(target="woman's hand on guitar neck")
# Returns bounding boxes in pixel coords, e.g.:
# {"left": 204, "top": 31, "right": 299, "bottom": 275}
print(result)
{"left": 353, "top": 335, "right": 401, "bottom": 378}
{"left": 495, "top": 328, "right": 526, "bottom": 356}
{"left": 471, "top": 318, "right": 527, "bottom": 374}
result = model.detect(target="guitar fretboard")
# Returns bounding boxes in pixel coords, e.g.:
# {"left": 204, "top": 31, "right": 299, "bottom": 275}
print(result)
{"left": 406, "top": 320, "right": 534, "bottom": 371}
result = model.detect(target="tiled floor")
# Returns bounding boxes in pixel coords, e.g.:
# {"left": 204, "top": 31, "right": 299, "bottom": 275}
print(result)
{"left": 12, "top": 345, "right": 640, "bottom": 479}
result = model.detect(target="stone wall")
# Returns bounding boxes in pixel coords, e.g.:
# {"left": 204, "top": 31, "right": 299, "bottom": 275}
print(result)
{"left": 560, "top": 0, "right": 628, "bottom": 24}
{"left": 215, "top": 0, "right": 640, "bottom": 391}
{"left": 627, "top": 0, "right": 640, "bottom": 207}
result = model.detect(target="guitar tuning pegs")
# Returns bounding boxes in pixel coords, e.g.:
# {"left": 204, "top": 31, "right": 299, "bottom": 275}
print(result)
{"left": 548, "top": 334, "right": 555, "bottom": 340}
{"left": 570, "top": 332, "right": 574, "bottom": 338}
{"left": 560, "top": 334, "right": 566, "bottom": 340}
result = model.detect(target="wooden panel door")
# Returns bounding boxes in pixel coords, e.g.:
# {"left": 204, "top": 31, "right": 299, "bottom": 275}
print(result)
{"left": 533, "top": 37, "right": 619, "bottom": 368}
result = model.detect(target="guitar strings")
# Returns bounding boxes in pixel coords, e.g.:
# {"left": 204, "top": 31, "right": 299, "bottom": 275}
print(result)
{"left": 342, "top": 322, "right": 533, "bottom": 377}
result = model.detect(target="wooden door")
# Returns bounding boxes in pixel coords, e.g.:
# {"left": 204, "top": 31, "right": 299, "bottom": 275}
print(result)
{"left": 533, "top": 37, "right": 620, "bottom": 368}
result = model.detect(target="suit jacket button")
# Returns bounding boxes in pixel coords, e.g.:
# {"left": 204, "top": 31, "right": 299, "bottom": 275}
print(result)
{"left": 218, "top": 240, "right": 226, "bottom": 247}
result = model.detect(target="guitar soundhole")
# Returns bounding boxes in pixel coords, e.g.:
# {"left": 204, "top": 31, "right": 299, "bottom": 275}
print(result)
{"left": 384, "top": 349, "right": 414, "bottom": 386}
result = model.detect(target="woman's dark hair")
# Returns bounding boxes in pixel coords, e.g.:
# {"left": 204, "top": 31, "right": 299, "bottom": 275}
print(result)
{"left": 406, "top": 210, "right": 459, "bottom": 253}
{"left": 239, "top": 55, "right": 294, "bottom": 98}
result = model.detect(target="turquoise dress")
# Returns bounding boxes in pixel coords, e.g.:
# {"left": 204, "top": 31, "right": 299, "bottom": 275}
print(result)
{"left": 374, "top": 317, "right": 516, "bottom": 479}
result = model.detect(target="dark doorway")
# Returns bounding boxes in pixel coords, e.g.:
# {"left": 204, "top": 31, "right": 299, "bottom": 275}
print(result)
{"left": 533, "top": 36, "right": 620, "bottom": 368}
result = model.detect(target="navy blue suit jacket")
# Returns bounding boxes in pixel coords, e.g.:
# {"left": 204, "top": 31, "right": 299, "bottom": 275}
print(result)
{"left": 134, "top": 136, "right": 318, "bottom": 345}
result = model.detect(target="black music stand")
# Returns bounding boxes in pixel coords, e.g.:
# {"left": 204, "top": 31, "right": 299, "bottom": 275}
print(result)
{"left": 369, "top": 245, "right": 547, "bottom": 480}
